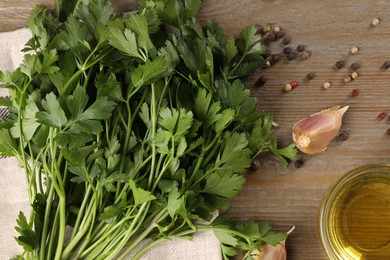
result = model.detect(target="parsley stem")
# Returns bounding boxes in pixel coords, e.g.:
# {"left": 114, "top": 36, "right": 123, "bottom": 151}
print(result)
{"left": 116, "top": 208, "right": 169, "bottom": 260}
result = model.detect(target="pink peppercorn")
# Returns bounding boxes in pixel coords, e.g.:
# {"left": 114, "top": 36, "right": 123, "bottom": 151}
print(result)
{"left": 350, "top": 89, "right": 358, "bottom": 97}
{"left": 378, "top": 112, "right": 387, "bottom": 120}
{"left": 290, "top": 81, "right": 298, "bottom": 89}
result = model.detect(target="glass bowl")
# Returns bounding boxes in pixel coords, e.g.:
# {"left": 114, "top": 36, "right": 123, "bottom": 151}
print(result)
{"left": 319, "top": 164, "right": 390, "bottom": 259}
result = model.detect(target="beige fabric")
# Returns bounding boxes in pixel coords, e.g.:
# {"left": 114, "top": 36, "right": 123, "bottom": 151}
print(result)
{"left": 0, "top": 28, "right": 221, "bottom": 260}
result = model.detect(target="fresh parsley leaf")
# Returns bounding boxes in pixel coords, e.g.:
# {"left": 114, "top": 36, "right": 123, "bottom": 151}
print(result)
{"left": 0, "top": 129, "right": 17, "bottom": 156}
{"left": 36, "top": 92, "right": 67, "bottom": 128}
{"left": 202, "top": 171, "right": 245, "bottom": 199}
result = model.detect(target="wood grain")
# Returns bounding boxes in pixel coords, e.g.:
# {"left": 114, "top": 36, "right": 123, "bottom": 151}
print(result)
{"left": 3, "top": 0, "right": 390, "bottom": 259}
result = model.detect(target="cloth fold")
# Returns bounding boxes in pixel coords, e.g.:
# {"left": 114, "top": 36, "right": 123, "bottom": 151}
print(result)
{"left": 0, "top": 28, "right": 221, "bottom": 260}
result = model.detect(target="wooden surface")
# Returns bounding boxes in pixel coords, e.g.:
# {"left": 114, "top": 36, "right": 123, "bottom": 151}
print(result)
{"left": 3, "top": 0, "right": 390, "bottom": 259}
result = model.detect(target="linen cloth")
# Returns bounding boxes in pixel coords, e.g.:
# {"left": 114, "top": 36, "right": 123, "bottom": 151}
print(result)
{"left": 0, "top": 28, "right": 222, "bottom": 260}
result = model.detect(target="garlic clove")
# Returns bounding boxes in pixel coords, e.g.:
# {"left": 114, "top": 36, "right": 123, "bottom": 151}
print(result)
{"left": 292, "top": 106, "right": 349, "bottom": 155}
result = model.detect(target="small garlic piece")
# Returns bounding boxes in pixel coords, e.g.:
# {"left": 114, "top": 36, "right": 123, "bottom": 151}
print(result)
{"left": 292, "top": 106, "right": 349, "bottom": 155}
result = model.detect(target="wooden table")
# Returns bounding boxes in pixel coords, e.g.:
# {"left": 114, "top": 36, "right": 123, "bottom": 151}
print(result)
{"left": 3, "top": 0, "right": 390, "bottom": 259}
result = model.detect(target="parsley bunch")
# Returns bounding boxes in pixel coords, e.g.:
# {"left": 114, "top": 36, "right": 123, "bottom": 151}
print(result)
{"left": 0, "top": 0, "right": 296, "bottom": 259}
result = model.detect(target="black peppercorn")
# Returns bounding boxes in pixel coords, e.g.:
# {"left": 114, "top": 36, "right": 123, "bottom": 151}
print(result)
{"left": 250, "top": 159, "right": 262, "bottom": 171}
{"left": 254, "top": 76, "right": 267, "bottom": 87}
{"left": 275, "top": 31, "right": 286, "bottom": 40}
{"left": 287, "top": 51, "right": 298, "bottom": 60}
{"left": 293, "top": 159, "right": 304, "bottom": 168}
{"left": 306, "top": 72, "right": 315, "bottom": 80}
{"left": 270, "top": 54, "right": 282, "bottom": 64}
{"left": 296, "top": 44, "right": 305, "bottom": 52}
{"left": 335, "top": 60, "right": 345, "bottom": 69}
{"left": 283, "top": 47, "right": 292, "bottom": 55}
{"left": 350, "top": 62, "right": 360, "bottom": 71}
{"left": 282, "top": 36, "right": 291, "bottom": 45}
{"left": 338, "top": 131, "right": 349, "bottom": 141}
{"left": 382, "top": 61, "right": 390, "bottom": 70}
{"left": 266, "top": 33, "right": 277, "bottom": 42}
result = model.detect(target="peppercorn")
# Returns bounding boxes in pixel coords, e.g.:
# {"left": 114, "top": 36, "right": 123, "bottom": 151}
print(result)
{"left": 335, "top": 60, "right": 345, "bottom": 69}
{"left": 282, "top": 36, "right": 291, "bottom": 45}
{"left": 343, "top": 75, "right": 352, "bottom": 83}
{"left": 306, "top": 72, "right": 315, "bottom": 80}
{"left": 338, "top": 131, "right": 349, "bottom": 141}
{"left": 382, "top": 61, "right": 390, "bottom": 70}
{"left": 378, "top": 112, "right": 387, "bottom": 120}
{"left": 250, "top": 159, "right": 262, "bottom": 171}
{"left": 293, "top": 159, "right": 304, "bottom": 168}
{"left": 350, "top": 89, "right": 358, "bottom": 97}
{"left": 371, "top": 18, "right": 380, "bottom": 26}
{"left": 275, "top": 31, "right": 286, "bottom": 40}
{"left": 387, "top": 128, "right": 390, "bottom": 135}
{"left": 273, "top": 26, "right": 281, "bottom": 32}
{"left": 254, "top": 76, "right": 267, "bottom": 87}
{"left": 266, "top": 33, "right": 277, "bottom": 42}
{"left": 270, "top": 54, "right": 283, "bottom": 65}
{"left": 350, "top": 46, "right": 359, "bottom": 54}
{"left": 296, "top": 44, "right": 305, "bottom": 52}
{"left": 283, "top": 47, "right": 292, "bottom": 55}
{"left": 287, "top": 51, "right": 298, "bottom": 60}
{"left": 284, "top": 83, "right": 292, "bottom": 92}
{"left": 351, "top": 71, "right": 359, "bottom": 79}
{"left": 262, "top": 24, "right": 271, "bottom": 33}
{"left": 301, "top": 51, "right": 310, "bottom": 60}
{"left": 323, "top": 82, "right": 331, "bottom": 89}
{"left": 290, "top": 81, "right": 298, "bottom": 89}
{"left": 350, "top": 62, "right": 361, "bottom": 71}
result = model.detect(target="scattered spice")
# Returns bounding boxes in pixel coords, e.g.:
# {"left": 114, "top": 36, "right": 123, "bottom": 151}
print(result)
{"left": 381, "top": 61, "right": 390, "bottom": 70}
{"left": 273, "top": 26, "right": 281, "bottom": 32}
{"left": 297, "top": 44, "right": 305, "bottom": 52}
{"left": 284, "top": 83, "right": 292, "bottom": 92}
{"left": 350, "top": 62, "right": 361, "bottom": 71}
{"left": 350, "top": 89, "right": 359, "bottom": 97}
{"left": 287, "top": 51, "right": 298, "bottom": 60}
{"left": 301, "top": 51, "right": 310, "bottom": 60}
{"left": 265, "top": 60, "right": 271, "bottom": 67}
{"left": 378, "top": 112, "right": 387, "bottom": 120}
{"left": 338, "top": 131, "right": 349, "bottom": 141}
{"left": 282, "top": 36, "right": 291, "bottom": 45}
{"left": 250, "top": 159, "right": 262, "bottom": 171}
{"left": 323, "top": 82, "right": 331, "bottom": 89}
{"left": 283, "top": 47, "right": 292, "bottom": 55}
{"left": 335, "top": 60, "right": 345, "bottom": 69}
{"left": 266, "top": 33, "right": 277, "bottom": 42}
{"left": 271, "top": 54, "right": 283, "bottom": 65}
{"left": 351, "top": 71, "right": 358, "bottom": 79}
{"left": 343, "top": 75, "right": 352, "bottom": 83}
{"left": 275, "top": 31, "right": 286, "bottom": 40}
{"left": 306, "top": 72, "right": 316, "bottom": 80}
{"left": 350, "top": 46, "right": 359, "bottom": 54}
{"left": 293, "top": 159, "right": 304, "bottom": 168}
{"left": 387, "top": 128, "right": 390, "bottom": 135}
{"left": 262, "top": 24, "right": 272, "bottom": 33}
{"left": 290, "top": 81, "right": 298, "bottom": 89}
{"left": 254, "top": 75, "right": 267, "bottom": 87}
{"left": 371, "top": 18, "right": 380, "bottom": 26}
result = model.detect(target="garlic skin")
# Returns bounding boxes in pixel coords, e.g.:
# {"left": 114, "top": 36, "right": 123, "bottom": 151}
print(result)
{"left": 292, "top": 106, "right": 349, "bottom": 155}
{"left": 249, "top": 226, "right": 295, "bottom": 260}
{"left": 250, "top": 243, "right": 286, "bottom": 260}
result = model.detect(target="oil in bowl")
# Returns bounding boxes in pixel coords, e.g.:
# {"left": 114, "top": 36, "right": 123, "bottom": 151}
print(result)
{"left": 319, "top": 164, "right": 390, "bottom": 260}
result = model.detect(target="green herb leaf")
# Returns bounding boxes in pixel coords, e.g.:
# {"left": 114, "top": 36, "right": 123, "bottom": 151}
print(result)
{"left": 129, "top": 180, "right": 156, "bottom": 206}
{"left": 36, "top": 92, "right": 67, "bottom": 128}
{"left": 0, "top": 129, "right": 17, "bottom": 156}
{"left": 202, "top": 171, "right": 245, "bottom": 199}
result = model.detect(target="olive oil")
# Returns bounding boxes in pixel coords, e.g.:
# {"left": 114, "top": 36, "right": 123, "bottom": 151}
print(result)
{"left": 319, "top": 165, "right": 390, "bottom": 260}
